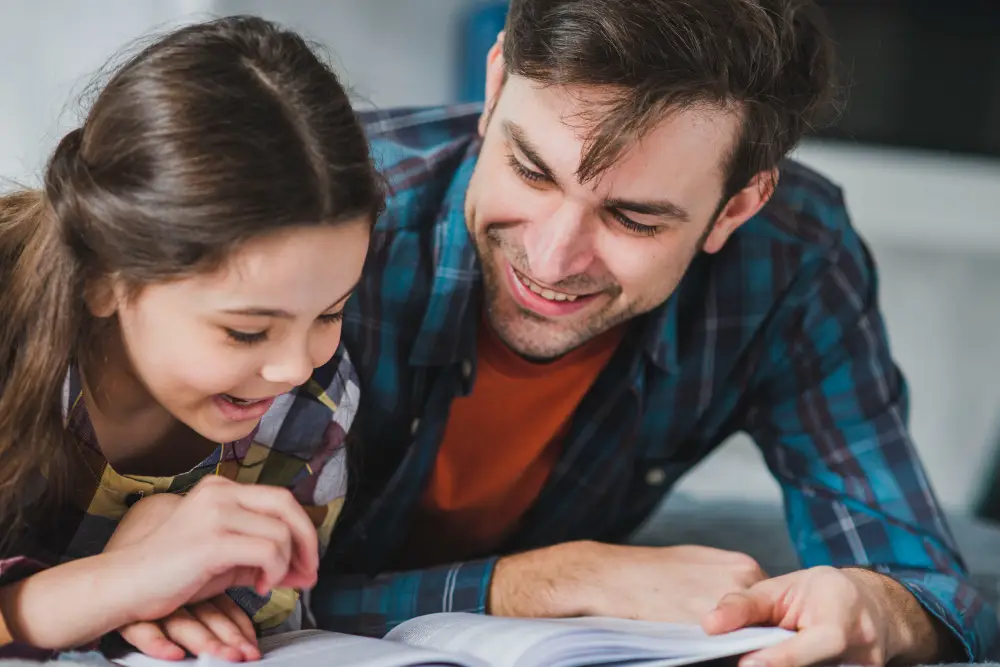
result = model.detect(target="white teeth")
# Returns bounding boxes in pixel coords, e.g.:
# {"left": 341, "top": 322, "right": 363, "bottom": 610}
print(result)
{"left": 516, "top": 273, "right": 580, "bottom": 303}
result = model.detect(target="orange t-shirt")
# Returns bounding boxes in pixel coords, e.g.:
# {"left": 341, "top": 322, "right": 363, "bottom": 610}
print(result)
{"left": 401, "top": 317, "right": 625, "bottom": 567}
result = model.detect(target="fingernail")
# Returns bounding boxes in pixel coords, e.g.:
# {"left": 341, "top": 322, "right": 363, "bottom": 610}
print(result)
{"left": 743, "top": 659, "right": 767, "bottom": 667}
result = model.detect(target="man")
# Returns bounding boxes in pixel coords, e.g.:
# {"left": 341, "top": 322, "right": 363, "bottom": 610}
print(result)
{"left": 312, "top": 1, "right": 999, "bottom": 664}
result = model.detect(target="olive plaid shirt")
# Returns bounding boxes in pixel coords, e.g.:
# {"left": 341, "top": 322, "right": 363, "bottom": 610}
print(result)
{"left": 0, "top": 346, "right": 359, "bottom": 659}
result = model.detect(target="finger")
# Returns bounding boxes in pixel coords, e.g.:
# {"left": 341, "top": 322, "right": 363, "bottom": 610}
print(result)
{"left": 119, "top": 621, "right": 186, "bottom": 661}
{"left": 214, "top": 509, "right": 295, "bottom": 587}
{"left": 212, "top": 595, "right": 258, "bottom": 645}
{"left": 740, "top": 626, "right": 849, "bottom": 667}
{"left": 161, "top": 607, "right": 244, "bottom": 662}
{"left": 194, "top": 480, "right": 318, "bottom": 588}
{"left": 230, "top": 486, "right": 319, "bottom": 584}
{"left": 196, "top": 597, "right": 260, "bottom": 661}
{"left": 702, "top": 590, "right": 778, "bottom": 635}
{"left": 204, "top": 535, "right": 293, "bottom": 596}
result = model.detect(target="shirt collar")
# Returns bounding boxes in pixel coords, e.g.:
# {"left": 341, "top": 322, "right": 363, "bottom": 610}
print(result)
{"left": 407, "top": 139, "right": 482, "bottom": 368}
{"left": 639, "top": 292, "right": 681, "bottom": 374}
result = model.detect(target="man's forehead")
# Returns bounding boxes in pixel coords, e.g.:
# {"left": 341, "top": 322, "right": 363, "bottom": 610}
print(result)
{"left": 499, "top": 77, "right": 740, "bottom": 182}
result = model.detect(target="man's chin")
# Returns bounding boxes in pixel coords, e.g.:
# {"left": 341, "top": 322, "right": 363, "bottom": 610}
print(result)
{"left": 486, "top": 309, "right": 590, "bottom": 362}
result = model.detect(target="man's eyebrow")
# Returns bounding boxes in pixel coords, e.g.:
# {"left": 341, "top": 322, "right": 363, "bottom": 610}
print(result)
{"left": 604, "top": 197, "right": 691, "bottom": 223}
{"left": 220, "top": 278, "right": 360, "bottom": 318}
{"left": 503, "top": 120, "right": 557, "bottom": 181}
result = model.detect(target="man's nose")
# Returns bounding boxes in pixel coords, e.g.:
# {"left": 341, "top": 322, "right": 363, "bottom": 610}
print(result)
{"left": 522, "top": 202, "right": 595, "bottom": 284}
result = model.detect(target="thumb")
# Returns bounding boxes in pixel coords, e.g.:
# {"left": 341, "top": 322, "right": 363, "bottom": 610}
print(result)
{"left": 703, "top": 588, "right": 778, "bottom": 635}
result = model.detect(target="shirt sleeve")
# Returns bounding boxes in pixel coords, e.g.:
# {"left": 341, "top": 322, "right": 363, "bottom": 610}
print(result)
{"left": 309, "top": 557, "right": 498, "bottom": 637}
{"left": 743, "top": 222, "right": 999, "bottom": 661}
{"left": 0, "top": 546, "right": 60, "bottom": 657}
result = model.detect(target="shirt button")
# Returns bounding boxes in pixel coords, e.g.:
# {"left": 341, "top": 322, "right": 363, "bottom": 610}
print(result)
{"left": 645, "top": 467, "right": 667, "bottom": 486}
{"left": 460, "top": 359, "right": 473, "bottom": 379}
{"left": 410, "top": 418, "right": 420, "bottom": 435}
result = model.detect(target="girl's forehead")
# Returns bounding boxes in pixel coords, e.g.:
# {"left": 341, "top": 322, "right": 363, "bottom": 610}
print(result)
{"left": 144, "top": 223, "right": 370, "bottom": 314}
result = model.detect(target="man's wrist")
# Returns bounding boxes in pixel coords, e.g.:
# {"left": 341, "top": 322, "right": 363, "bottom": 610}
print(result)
{"left": 489, "top": 541, "right": 602, "bottom": 618}
{"left": 841, "top": 567, "right": 956, "bottom": 665}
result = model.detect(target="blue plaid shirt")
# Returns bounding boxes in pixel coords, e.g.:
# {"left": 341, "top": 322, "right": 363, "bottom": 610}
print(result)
{"left": 312, "top": 104, "right": 998, "bottom": 661}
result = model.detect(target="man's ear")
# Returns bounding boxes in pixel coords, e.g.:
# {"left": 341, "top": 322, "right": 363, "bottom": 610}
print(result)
{"left": 702, "top": 168, "right": 779, "bottom": 254}
{"left": 478, "top": 31, "right": 506, "bottom": 137}
{"left": 83, "top": 274, "right": 125, "bottom": 319}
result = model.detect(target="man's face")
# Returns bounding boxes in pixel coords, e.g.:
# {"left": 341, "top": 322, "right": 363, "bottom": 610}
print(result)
{"left": 465, "top": 73, "right": 762, "bottom": 360}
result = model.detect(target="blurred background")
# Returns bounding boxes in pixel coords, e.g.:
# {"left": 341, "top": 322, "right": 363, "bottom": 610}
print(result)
{"left": 2, "top": 0, "right": 999, "bottom": 518}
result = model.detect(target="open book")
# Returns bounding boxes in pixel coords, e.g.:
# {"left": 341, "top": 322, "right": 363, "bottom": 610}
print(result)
{"left": 115, "top": 612, "right": 793, "bottom": 667}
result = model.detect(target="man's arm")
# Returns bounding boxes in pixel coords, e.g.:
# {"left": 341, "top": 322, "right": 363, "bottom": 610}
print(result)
{"left": 310, "top": 558, "right": 498, "bottom": 637}
{"left": 742, "top": 215, "right": 998, "bottom": 662}
{"left": 311, "top": 540, "right": 772, "bottom": 637}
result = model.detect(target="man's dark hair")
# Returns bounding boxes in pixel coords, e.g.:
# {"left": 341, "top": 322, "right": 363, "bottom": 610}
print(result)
{"left": 503, "top": 0, "right": 839, "bottom": 199}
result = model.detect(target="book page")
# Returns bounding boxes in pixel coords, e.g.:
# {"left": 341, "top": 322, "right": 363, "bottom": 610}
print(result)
{"left": 115, "top": 629, "right": 476, "bottom": 667}
{"left": 385, "top": 614, "right": 576, "bottom": 667}
{"left": 386, "top": 613, "right": 794, "bottom": 667}
{"left": 552, "top": 616, "right": 794, "bottom": 649}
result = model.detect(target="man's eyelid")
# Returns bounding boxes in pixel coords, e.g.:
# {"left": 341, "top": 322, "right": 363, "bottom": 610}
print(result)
{"left": 609, "top": 206, "right": 667, "bottom": 228}
{"left": 507, "top": 142, "right": 548, "bottom": 178}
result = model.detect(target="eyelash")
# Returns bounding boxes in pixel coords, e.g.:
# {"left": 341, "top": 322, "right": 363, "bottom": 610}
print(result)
{"left": 506, "top": 154, "right": 549, "bottom": 184}
{"left": 611, "top": 211, "right": 659, "bottom": 237}
{"left": 506, "top": 153, "right": 659, "bottom": 238}
{"left": 226, "top": 311, "right": 345, "bottom": 346}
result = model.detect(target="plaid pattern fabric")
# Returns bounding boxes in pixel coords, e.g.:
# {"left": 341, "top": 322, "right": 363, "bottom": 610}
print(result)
{"left": 311, "top": 105, "right": 999, "bottom": 661}
{"left": 0, "top": 346, "right": 358, "bottom": 656}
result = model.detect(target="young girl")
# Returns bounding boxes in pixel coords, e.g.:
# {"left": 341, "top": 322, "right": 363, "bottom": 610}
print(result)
{"left": 0, "top": 15, "right": 380, "bottom": 662}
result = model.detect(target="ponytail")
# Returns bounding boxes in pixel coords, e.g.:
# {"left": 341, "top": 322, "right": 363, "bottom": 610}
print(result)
{"left": 0, "top": 182, "right": 84, "bottom": 536}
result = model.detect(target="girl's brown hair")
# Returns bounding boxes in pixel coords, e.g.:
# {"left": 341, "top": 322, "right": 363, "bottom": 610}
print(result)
{"left": 0, "top": 15, "right": 382, "bottom": 532}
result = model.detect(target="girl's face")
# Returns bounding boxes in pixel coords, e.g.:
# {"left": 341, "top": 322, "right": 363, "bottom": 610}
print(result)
{"left": 104, "top": 221, "right": 370, "bottom": 444}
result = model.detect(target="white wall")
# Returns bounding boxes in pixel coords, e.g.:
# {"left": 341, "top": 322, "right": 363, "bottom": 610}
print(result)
{"left": 4, "top": 1, "right": 999, "bottom": 511}
{"left": 212, "top": 0, "right": 475, "bottom": 109}
{"left": 0, "top": 0, "right": 216, "bottom": 185}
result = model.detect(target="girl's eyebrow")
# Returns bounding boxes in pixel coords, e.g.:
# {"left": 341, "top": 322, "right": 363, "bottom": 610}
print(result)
{"left": 220, "top": 278, "right": 360, "bottom": 318}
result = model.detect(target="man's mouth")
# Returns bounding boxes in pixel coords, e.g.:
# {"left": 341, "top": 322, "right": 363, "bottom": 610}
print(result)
{"left": 504, "top": 263, "right": 603, "bottom": 319}
{"left": 511, "top": 266, "right": 597, "bottom": 303}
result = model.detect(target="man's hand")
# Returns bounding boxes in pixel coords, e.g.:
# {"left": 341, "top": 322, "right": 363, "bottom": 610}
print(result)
{"left": 489, "top": 541, "right": 767, "bottom": 622}
{"left": 702, "top": 566, "right": 956, "bottom": 667}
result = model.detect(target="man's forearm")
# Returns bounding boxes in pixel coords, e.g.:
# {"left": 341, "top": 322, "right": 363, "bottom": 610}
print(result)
{"left": 311, "top": 556, "right": 498, "bottom": 637}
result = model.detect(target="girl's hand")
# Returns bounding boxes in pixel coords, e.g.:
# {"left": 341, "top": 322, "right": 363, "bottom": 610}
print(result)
{"left": 118, "top": 595, "right": 259, "bottom": 663}
{"left": 106, "top": 475, "right": 319, "bottom": 625}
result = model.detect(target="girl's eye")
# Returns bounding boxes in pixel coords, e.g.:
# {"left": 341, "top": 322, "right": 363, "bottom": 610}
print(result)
{"left": 226, "top": 329, "right": 267, "bottom": 345}
{"left": 317, "top": 311, "right": 344, "bottom": 325}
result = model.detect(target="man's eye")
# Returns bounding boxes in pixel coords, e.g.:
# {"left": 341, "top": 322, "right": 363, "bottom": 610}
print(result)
{"left": 611, "top": 210, "right": 659, "bottom": 237}
{"left": 507, "top": 154, "right": 549, "bottom": 183}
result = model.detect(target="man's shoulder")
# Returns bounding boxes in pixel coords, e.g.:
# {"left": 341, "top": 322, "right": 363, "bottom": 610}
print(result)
{"left": 707, "top": 158, "right": 874, "bottom": 323}
{"left": 360, "top": 104, "right": 482, "bottom": 146}
{"left": 738, "top": 157, "right": 866, "bottom": 269}
{"left": 359, "top": 104, "right": 482, "bottom": 234}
